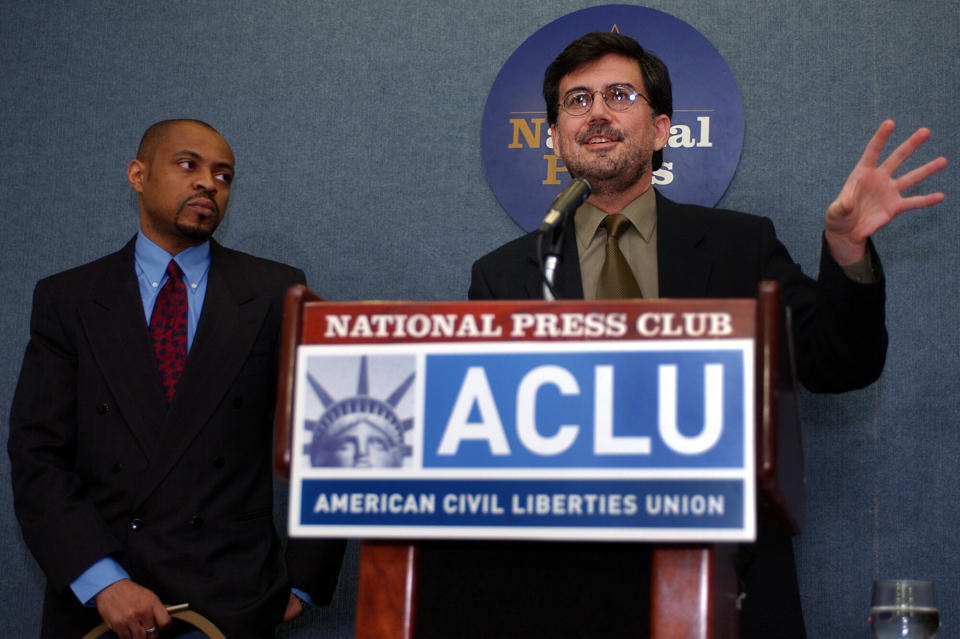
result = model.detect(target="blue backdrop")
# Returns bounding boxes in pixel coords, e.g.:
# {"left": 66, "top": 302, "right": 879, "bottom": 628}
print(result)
{"left": 1, "top": 2, "right": 957, "bottom": 637}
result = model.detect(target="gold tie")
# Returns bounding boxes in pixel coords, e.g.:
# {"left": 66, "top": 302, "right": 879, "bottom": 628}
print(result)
{"left": 596, "top": 214, "right": 643, "bottom": 299}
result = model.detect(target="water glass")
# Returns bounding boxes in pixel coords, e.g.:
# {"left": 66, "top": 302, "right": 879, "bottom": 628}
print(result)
{"left": 869, "top": 579, "right": 939, "bottom": 639}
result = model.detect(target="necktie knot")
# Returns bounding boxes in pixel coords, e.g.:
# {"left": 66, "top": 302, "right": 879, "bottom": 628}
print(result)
{"left": 165, "top": 260, "right": 184, "bottom": 282}
{"left": 602, "top": 213, "right": 632, "bottom": 240}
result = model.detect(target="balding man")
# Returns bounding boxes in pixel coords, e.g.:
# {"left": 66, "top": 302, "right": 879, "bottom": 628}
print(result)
{"left": 9, "top": 120, "right": 345, "bottom": 638}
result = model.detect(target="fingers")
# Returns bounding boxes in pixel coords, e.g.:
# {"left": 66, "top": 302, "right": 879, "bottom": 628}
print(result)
{"left": 95, "top": 579, "right": 168, "bottom": 639}
{"left": 857, "top": 119, "right": 896, "bottom": 168}
{"left": 859, "top": 121, "right": 945, "bottom": 182}
{"left": 826, "top": 120, "right": 945, "bottom": 256}
{"left": 898, "top": 191, "right": 946, "bottom": 213}
{"left": 154, "top": 600, "right": 173, "bottom": 630}
{"left": 880, "top": 126, "right": 933, "bottom": 173}
{"left": 895, "top": 156, "right": 949, "bottom": 193}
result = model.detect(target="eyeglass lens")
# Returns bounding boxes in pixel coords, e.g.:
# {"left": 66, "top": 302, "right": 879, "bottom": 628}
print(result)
{"left": 561, "top": 85, "right": 643, "bottom": 115}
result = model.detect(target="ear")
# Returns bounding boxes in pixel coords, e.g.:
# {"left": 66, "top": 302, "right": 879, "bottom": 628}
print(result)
{"left": 550, "top": 124, "right": 562, "bottom": 157}
{"left": 652, "top": 114, "right": 671, "bottom": 151}
{"left": 127, "top": 159, "right": 146, "bottom": 193}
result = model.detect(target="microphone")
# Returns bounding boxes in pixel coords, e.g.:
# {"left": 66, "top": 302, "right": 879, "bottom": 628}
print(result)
{"left": 537, "top": 178, "right": 592, "bottom": 233}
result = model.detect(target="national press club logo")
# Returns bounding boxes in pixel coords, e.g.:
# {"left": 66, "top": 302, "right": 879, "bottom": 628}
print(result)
{"left": 481, "top": 5, "right": 744, "bottom": 231}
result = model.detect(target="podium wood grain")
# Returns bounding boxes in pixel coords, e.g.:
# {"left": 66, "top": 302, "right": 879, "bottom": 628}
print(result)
{"left": 651, "top": 545, "right": 739, "bottom": 639}
{"left": 356, "top": 541, "right": 418, "bottom": 639}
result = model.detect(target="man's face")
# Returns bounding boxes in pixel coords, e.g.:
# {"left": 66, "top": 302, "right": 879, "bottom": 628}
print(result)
{"left": 551, "top": 54, "right": 670, "bottom": 196}
{"left": 128, "top": 122, "right": 235, "bottom": 254}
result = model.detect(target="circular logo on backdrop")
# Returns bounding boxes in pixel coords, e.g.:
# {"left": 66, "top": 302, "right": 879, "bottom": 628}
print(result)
{"left": 481, "top": 5, "right": 744, "bottom": 232}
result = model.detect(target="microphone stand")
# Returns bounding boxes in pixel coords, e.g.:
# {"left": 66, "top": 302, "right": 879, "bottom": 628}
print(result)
{"left": 537, "top": 223, "right": 565, "bottom": 301}
{"left": 535, "top": 177, "right": 591, "bottom": 301}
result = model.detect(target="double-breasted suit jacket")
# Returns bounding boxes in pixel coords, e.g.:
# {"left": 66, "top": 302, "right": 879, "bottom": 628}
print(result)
{"left": 9, "top": 238, "right": 344, "bottom": 638}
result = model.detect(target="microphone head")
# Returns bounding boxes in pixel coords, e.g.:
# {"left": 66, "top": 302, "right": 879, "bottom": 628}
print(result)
{"left": 538, "top": 178, "right": 592, "bottom": 233}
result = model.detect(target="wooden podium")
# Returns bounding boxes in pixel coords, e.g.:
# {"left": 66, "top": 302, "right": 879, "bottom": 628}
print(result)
{"left": 274, "top": 282, "right": 802, "bottom": 639}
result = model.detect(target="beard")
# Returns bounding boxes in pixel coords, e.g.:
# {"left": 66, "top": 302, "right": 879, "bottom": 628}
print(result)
{"left": 175, "top": 219, "right": 216, "bottom": 241}
{"left": 174, "top": 196, "right": 221, "bottom": 241}
{"left": 567, "top": 153, "right": 650, "bottom": 196}
{"left": 560, "top": 124, "right": 653, "bottom": 196}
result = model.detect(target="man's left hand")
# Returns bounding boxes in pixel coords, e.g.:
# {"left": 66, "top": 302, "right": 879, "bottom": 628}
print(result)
{"left": 283, "top": 593, "right": 305, "bottom": 621}
{"left": 825, "top": 119, "right": 947, "bottom": 265}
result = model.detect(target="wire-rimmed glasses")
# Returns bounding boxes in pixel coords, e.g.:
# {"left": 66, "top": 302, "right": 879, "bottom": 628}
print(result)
{"left": 559, "top": 84, "right": 650, "bottom": 116}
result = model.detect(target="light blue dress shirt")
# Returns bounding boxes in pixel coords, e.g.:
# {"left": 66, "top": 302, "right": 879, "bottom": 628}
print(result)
{"left": 70, "top": 233, "right": 211, "bottom": 605}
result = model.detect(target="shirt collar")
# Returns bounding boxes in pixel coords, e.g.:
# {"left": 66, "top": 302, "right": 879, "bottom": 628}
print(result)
{"left": 134, "top": 231, "right": 212, "bottom": 287}
{"left": 574, "top": 186, "right": 658, "bottom": 249}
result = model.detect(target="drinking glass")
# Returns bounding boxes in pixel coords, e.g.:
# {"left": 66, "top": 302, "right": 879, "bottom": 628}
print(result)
{"left": 869, "top": 579, "right": 939, "bottom": 638}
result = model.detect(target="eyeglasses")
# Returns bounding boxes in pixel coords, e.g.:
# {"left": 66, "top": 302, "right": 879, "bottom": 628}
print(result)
{"left": 559, "top": 84, "right": 649, "bottom": 116}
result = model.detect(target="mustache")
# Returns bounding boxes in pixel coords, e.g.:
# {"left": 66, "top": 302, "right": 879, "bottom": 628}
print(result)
{"left": 180, "top": 194, "right": 220, "bottom": 215}
{"left": 576, "top": 124, "right": 624, "bottom": 143}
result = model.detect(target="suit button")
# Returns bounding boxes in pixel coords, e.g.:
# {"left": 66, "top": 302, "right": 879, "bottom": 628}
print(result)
{"left": 232, "top": 397, "right": 243, "bottom": 409}
{"left": 191, "top": 516, "right": 204, "bottom": 530}
{"left": 96, "top": 402, "right": 110, "bottom": 415}
{"left": 130, "top": 518, "right": 143, "bottom": 531}
{"left": 112, "top": 462, "right": 123, "bottom": 474}
{"left": 214, "top": 456, "right": 226, "bottom": 468}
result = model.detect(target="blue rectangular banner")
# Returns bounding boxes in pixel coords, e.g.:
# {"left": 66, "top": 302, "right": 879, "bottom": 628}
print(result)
{"left": 299, "top": 478, "right": 743, "bottom": 530}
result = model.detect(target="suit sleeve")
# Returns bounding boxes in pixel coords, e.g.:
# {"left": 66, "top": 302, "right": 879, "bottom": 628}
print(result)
{"left": 758, "top": 218, "right": 887, "bottom": 393}
{"left": 8, "top": 279, "right": 123, "bottom": 592}
{"left": 285, "top": 538, "right": 347, "bottom": 605}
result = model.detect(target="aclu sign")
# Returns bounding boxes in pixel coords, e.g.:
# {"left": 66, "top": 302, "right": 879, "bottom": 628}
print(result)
{"left": 288, "top": 301, "right": 757, "bottom": 542}
{"left": 424, "top": 349, "right": 747, "bottom": 468}
{"left": 481, "top": 5, "right": 744, "bottom": 231}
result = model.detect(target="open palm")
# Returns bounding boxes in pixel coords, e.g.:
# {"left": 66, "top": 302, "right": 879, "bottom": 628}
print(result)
{"left": 825, "top": 120, "right": 947, "bottom": 264}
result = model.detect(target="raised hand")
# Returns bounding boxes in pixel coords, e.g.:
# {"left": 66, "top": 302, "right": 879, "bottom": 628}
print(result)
{"left": 825, "top": 120, "right": 947, "bottom": 264}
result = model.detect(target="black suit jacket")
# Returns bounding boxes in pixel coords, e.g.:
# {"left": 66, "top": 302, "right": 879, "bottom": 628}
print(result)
{"left": 9, "top": 238, "right": 344, "bottom": 638}
{"left": 440, "top": 191, "right": 888, "bottom": 639}
{"left": 470, "top": 191, "right": 887, "bottom": 393}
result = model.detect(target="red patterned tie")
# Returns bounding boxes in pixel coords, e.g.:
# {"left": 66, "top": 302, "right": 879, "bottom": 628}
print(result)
{"left": 149, "top": 260, "right": 188, "bottom": 403}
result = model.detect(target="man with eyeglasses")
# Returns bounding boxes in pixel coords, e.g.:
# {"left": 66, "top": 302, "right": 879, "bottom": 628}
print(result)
{"left": 451, "top": 32, "right": 947, "bottom": 639}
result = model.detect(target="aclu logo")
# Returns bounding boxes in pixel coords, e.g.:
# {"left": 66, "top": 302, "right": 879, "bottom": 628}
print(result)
{"left": 421, "top": 348, "right": 749, "bottom": 470}
{"left": 481, "top": 5, "right": 744, "bottom": 231}
{"left": 301, "top": 355, "right": 416, "bottom": 469}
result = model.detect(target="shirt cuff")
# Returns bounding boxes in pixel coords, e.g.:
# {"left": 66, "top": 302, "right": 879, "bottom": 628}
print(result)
{"left": 291, "top": 587, "right": 315, "bottom": 608}
{"left": 71, "top": 557, "right": 130, "bottom": 606}
{"left": 840, "top": 252, "right": 877, "bottom": 284}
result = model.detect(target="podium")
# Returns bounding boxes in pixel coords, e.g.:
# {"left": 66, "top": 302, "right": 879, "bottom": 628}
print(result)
{"left": 274, "top": 282, "right": 802, "bottom": 639}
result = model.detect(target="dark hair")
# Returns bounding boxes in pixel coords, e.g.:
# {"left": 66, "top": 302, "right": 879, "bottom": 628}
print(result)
{"left": 543, "top": 32, "right": 673, "bottom": 170}
{"left": 136, "top": 119, "right": 222, "bottom": 161}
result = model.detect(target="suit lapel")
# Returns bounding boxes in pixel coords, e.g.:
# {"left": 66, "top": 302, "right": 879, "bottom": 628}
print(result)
{"left": 136, "top": 242, "right": 270, "bottom": 506}
{"left": 79, "top": 240, "right": 167, "bottom": 452}
{"left": 656, "top": 192, "right": 712, "bottom": 298}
